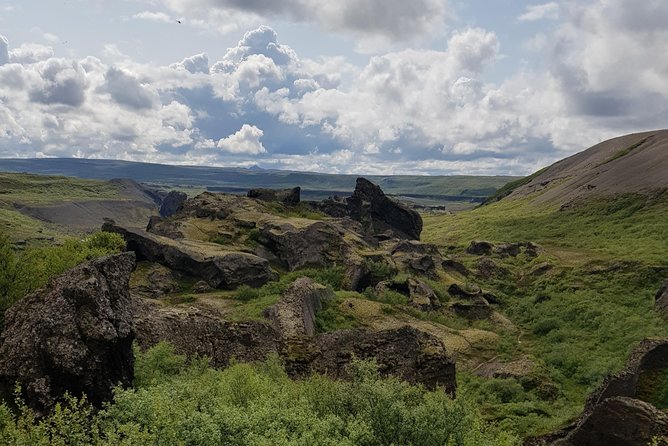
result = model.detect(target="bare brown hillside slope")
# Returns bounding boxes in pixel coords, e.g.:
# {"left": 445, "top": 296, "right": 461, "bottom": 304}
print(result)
{"left": 507, "top": 130, "right": 668, "bottom": 206}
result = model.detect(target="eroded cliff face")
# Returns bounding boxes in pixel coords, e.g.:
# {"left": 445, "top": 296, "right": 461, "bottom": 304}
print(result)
{"left": 0, "top": 253, "right": 137, "bottom": 414}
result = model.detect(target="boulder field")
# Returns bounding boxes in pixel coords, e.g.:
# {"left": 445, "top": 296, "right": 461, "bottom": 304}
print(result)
{"left": 0, "top": 178, "right": 462, "bottom": 412}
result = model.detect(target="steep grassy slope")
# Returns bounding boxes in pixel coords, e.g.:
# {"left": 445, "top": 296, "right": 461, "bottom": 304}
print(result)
{"left": 422, "top": 132, "right": 668, "bottom": 436}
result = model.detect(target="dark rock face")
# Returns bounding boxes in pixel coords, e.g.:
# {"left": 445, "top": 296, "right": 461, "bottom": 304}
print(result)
{"left": 248, "top": 187, "right": 301, "bottom": 205}
{"left": 348, "top": 178, "right": 422, "bottom": 240}
{"left": 442, "top": 259, "right": 470, "bottom": 276}
{"left": 451, "top": 301, "right": 492, "bottom": 320}
{"left": 159, "top": 191, "right": 187, "bottom": 217}
{"left": 257, "top": 220, "right": 354, "bottom": 271}
{"left": 134, "top": 300, "right": 281, "bottom": 369}
{"left": 103, "top": 223, "right": 276, "bottom": 289}
{"left": 309, "top": 326, "right": 456, "bottom": 394}
{"left": 475, "top": 257, "right": 511, "bottom": 279}
{"left": 557, "top": 397, "right": 668, "bottom": 446}
{"left": 0, "top": 253, "right": 137, "bottom": 414}
{"left": 264, "top": 277, "right": 334, "bottom": 339}
{"left": 310, "top": 178, "right": 422, "bottom": 240}
{"left": 375, "top": 278, "right": 441, "bottom": 311}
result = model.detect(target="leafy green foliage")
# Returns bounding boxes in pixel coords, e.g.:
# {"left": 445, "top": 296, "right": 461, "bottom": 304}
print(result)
{"left": 0, "top": 345, "right": 519, "bottom": 445}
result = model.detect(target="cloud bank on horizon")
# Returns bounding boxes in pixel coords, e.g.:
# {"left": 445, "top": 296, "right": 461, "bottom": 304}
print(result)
{"left": 0, "top": 0, "right": 667, "bottom": 175}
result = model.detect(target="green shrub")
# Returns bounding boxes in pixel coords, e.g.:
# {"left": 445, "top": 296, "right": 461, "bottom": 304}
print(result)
{"left": 0, "top": 344, "right": 520, "bottom": 445}
{"left": 234, "top": 285, "right": 260, "bottom": 302}
{"left": 133, "top": 342, "right": 187, "bottom": 388}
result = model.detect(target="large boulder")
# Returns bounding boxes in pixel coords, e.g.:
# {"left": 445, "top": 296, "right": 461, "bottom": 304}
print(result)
{"left": 103, "top": 223, "right": 276, "bottom": 289}
{"left": 309, "top": 326, "right": 456, "bottom": 394}
{"left": 264, "top": 277, "right": 334, "bottom": 339}
{"left": 248, "top": 187, "right": 301, "bottom": 205}
{"left": 0, "top": 253, "right": 137, "bottom": 414}
{"left": 310, "top": 178, "right": 422, "bottom": 240}
{"left": 556, "top": 397, "right": 668, "bottom": 446}
{"left": 348, "top": 178, "right": 422, "bottom": 240}
{"left": 159, "top": 190, "right": 187, "bottom": 217}
{"left": 532, "top": 338, "right": 668, "bottom": 445}
{"left": 256, "top": 220, "right": 360, "bottom": 271}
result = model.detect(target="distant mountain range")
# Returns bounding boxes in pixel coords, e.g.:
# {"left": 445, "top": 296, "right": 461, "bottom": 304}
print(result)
{"left": 0, "top": 158, "right": 518, "bottom": 204}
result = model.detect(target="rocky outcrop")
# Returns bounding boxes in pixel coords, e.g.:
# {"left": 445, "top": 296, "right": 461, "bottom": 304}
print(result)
{"left": 103, "top": 223, "right": 276, "bottom": 289}
{"left": 248, "top": 187, "right": 301, "bottom": 205}
{"left": 312, "top": 178, "right": 422, "bottom": 240}
{"left": 264, "top": 277, "right": 334, "bottom": 339}
{"left": 130, "top": 263, "right": 180, "bottom": 298}
{"left": 159, "top": 191, "right": 187, "bottom": 217}
{"left": 375, "top": 278, "right": 441, "bottom": 311}
{"left": 466, "top": 240, "right": 540, "bottom": 257}
{"left": 390, "top": 240, "right": 443, "bottom": 278}
{"left": 0, "top": 253, "right": 137, "bottom": 414}
{"left": 179, "top": 192, "right": 234, "bottom": 220}
{"left": 256, "top": 220, "right": 360, "bottom": 271}
{"left": 555, "top": 397, "right": 668, "bottom": 446}
{"left": 133, "top": 300, "right": 281, "bottom": 368}
{"left": 348, "top": 178, "right": 422, "bottom": 240}
{"left": 533, "top": 338, "right": 668, "bottom": 446}
{"left": 309, "top": 326, "right": 456, "bottom": 394}
{"left": 466, "top": 240, "right": 493, "bottom": 255}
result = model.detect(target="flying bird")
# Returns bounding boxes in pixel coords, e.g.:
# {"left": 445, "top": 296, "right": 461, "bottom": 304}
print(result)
{"left": 176, "top": 19, "right": 182, "bottom": 24}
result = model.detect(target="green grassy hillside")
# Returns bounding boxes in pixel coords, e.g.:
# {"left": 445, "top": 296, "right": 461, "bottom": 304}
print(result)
{"left": 422, "top": 189, "right": 668, "bottom": 435}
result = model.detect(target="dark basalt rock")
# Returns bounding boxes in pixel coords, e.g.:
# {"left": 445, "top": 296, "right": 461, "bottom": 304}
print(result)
{"left": 348, "top": 178, "right": 422, "bottom": 240}
{"left": 310, "top": 178, "right": 422, "bottom": 240}
{"left": 307, "top": 326, "right": 456, "bottom": 394}
{"left": 103, "top": 223, "right": 276, "bottom": 289}
{"left": 442, "top": 258, "right": 471, "bottom": 276}
{"left": 556, "top": 397, "right": 668, "bottom": 446}
{"left": 179, "top": 192, "right": 233, "bottom": 220}
{"left": 0, "top": 253, "right": 137, "bottom": 414}
{"left": 390, "top": 240, "right": 443, "bottom": 278}
{"left": 256, "top": 220, "right": 354, "bottom": 271}
{"left": 248, "top": 187, "right": 301, "bottom": 205}
{"left": 375, "top": 277, "right": 441, "bottom": 311}
{"left": 159, "top": 191, "right": 188, "bottom": 217}
{"left": 451, "top": 301, "right": 493, "bottom": 320}
{"left": 466, "top": 240, "right": 494, "bottom": 255}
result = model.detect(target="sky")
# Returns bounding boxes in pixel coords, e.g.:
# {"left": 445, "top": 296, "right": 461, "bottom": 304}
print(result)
{"left": 0, "top": 0, "right": 666, "bottom": 175}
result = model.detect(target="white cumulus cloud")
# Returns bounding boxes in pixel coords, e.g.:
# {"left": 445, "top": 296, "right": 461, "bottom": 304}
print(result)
{"left": 217, "top": 124, "right": 266, "bottom": 154}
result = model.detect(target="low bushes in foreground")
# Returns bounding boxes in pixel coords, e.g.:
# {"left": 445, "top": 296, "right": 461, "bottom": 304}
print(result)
{"left": 0, "top": 343, "right": 518, "bottom": 446}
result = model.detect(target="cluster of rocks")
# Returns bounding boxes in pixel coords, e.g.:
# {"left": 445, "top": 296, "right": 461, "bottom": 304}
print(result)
{"left": 0, "top": 254, "right": 457, "bottom": 413}
{"left": 0, "top": 178, "right": 463, "bottom": 413}
{"left": 466, "top": 240, "right": 540, "bottom": 257}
